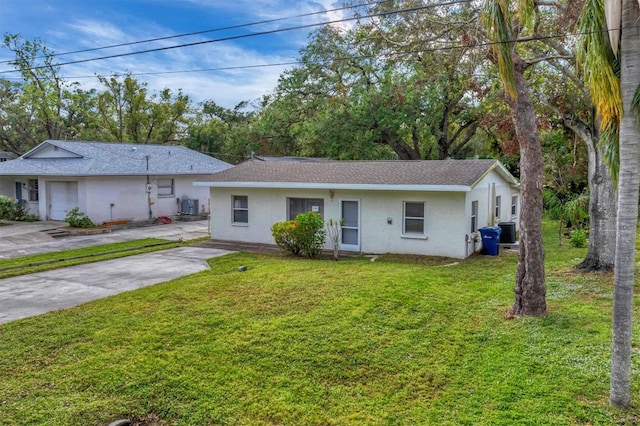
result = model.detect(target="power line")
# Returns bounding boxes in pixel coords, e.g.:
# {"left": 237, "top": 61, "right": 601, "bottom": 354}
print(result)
{"left": 4, "top": 28, "right": 597, "bottom": 83}
{"left": 0, "top": 0, "right": 390, "bottom": 65}
{"left": 0, "top": 0, "right": 469, "bottom": 75}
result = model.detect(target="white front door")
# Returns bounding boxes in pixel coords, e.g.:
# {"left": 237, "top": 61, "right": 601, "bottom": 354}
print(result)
{"left": 340, "top": 199, "right": 360, "bottom": 251}
{"left": 49, "top": 181, "right": 79, "bottom": 220}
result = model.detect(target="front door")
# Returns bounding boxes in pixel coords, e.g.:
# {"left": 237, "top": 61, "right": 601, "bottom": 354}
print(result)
{"left": 340, "top": 199, "right": 360, "bottom": 251}
{"left": 14, "top": 182, "right": 22, "bottom": 202}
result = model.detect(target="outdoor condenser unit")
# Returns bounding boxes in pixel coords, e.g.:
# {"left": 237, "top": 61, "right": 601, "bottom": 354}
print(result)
{"left": 181, "top": 198, "right": 199, "bottom": 215}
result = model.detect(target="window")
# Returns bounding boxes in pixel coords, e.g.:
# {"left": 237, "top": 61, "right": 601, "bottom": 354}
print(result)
{"left": 157, "top": 178, "right": 174, "bottom": 197}
{"left": 28, "top": 179, "right": 38, "bottom": 202}
{"left": 288, "top": 198, "right": 324, "bottom": 220}
{"left": 471, "top": 200, "right": 478, "bottom": 232}
{"left": 495, "top": 195, "right": 502, "bottom": 220}
{"left": 511, "top": 195, "right": 518, "bottom": 217}
{"left": 233, "top": 195, "right": 248, "bottom": 224}
{"left": 403, "top": 201, "right": 425, "bottom": 235}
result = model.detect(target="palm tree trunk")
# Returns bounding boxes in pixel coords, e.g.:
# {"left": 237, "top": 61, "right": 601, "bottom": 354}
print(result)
{"left": 506, "top": 58, "right": 546, "bottom": 316}
{"left": 610, "top": 0, "right": 640, "bottom": 408}
{"left": 578, "top": 130, "right": 617, "bottom": 271}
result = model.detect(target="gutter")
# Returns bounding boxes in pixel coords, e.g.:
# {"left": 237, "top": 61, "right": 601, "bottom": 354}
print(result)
{"left": 193, "top": 181, "right": 472, "bottom": 192}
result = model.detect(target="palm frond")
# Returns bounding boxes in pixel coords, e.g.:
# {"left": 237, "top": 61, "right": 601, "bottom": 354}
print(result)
{"left": 517, "top": 0, "right": 536, "bottom": 29}
{"left": 632, "top": 84, "right": 640, "bottom": 115}
{"left": 483, "top": 0, "right": 516, "bottom": 99}
{"left": 576, "top": 0, "right": 622, "bottom": 138}
{"left": 600, "top": 121, "right": 620, "bottom": 185}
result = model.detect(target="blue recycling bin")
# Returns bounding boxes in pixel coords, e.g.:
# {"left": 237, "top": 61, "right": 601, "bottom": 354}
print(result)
{"left": 479, "top": 226, "right": 502, "bottom": 256}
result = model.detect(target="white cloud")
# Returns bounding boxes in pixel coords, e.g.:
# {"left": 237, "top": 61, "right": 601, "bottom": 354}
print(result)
{"left": 0, "top": 0, "right": 341, "bottom": 109}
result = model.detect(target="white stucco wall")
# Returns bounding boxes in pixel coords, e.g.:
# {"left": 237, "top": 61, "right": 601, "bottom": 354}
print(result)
{"left": 0, "top": 177, "right": 13, "bottom": 198}
{"left": 79, "top": 175, "right": 211, "bottom": 223}
{"left": 0, "top": 175, "right": 211, "bottom": 223}
{"left": 209, "top": 187, "right": 474, "bottom": 258}
{"left": 207, "top": 167, "right": 521, "bottom": 259}
{"left": 0, "top": 176, "right": 41, "bottom": 217}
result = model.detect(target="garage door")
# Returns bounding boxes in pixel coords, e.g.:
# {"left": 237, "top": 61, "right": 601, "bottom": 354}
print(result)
{"left": 49, "top": 181, "right": 79, "bottom": 220}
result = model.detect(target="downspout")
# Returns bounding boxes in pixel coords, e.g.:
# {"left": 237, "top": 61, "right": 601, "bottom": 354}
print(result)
{"left": 490, "top": 182, "right": 496, "bottom": 226}
{"left": 146, "top": 155, "right": 152, "bottom": 220}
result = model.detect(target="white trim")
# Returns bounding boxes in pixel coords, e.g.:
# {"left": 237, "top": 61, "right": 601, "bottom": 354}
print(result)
{"left": 402, "top": 200, "right": 427, "bottom": 238}
{"left": 194, "top": 181, "right": 471, "bottom": 192}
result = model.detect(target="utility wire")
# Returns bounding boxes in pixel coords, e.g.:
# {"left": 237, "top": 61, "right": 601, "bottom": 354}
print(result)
{"left": 0, "top": 0, "right": 390, "bottom": 65}
{"left": 0, "top": 0, "right": 469, "bottom": 74}
{"left": 7, "top": 27, "right": 604, "bottom": 82}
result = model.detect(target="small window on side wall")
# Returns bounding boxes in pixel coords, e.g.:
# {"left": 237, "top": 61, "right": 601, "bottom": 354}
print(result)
{"left": 28, "top": 179, "right": 39, "bottom": 202}
{"left": 495, "top": 195, "right": 501, "bottom": 220}
{"left": 157, "top": 178, "right": 174, "bottom": 197}
{"left": 471, "top": 200, "right": 478, "bottom": 232}
{"left": 511, "top": 195, "right": 518, "bottom": 217}
{"left": 233, "top": 195, "right": 248, "bottom": 224}
{"left": 403, "top": 201, "right": 425, "bottom": 235}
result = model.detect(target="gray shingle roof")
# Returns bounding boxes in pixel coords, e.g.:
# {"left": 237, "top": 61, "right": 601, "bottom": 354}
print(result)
{"left": 196, "top": 158, "right": 517, "bottom": 189}
{"left": 0, "top": 140, "right": 232, "bottom": 176}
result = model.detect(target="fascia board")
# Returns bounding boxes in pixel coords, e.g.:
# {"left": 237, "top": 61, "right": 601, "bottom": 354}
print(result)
{"left": 193, "top": 181, "right": 471, "bottom": 192}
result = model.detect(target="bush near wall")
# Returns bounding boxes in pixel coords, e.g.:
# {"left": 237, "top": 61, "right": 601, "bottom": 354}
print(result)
{"left": 271, "top": 212, "right": 326, "bottom": 258}
{"left": 0, "top": 195, "right": 38, "bottom": 221}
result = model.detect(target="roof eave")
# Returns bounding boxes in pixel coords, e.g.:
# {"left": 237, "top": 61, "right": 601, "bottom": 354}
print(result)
{"left": 469, "top": 160, "right": 520, "bottom": 189}
{"left": 193, "top": 181, "right": 472, "bottom": 192}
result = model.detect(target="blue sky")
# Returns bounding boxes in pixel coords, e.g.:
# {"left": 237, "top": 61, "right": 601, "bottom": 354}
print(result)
{"left": 0, "top": 0, "right": 348, "bottom": 108}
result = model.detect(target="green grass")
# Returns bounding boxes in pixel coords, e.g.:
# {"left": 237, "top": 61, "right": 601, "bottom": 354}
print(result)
{"left": 0, "top": 239, "right": 181, "bottom": 278}
{"left": 0, "top": 222, "right": 638, "bottom": 425}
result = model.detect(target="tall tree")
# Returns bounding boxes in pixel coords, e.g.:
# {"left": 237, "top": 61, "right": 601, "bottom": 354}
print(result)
{"left": 578, "top": 0, "right": 640, "bottom": 408}
{"left": 535, "top": 56, "right": 617, "bottom": 271}
{"left": 483, "top": 0, "right": 551, "bottom": 316}
{"left": 95, "top": 74, "right": 190, "bottom": 144}
{"left": 0, "top": 34, "right": 95, "bottom": 152}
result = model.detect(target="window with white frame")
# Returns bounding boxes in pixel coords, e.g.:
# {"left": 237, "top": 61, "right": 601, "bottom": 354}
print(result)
{"left": 28, "top": 179, "right": 39, "bottom": 202}
{"left": 471, "top": 200, "right": 478, "bottom": 232}
{"left": 288, "top": 198, "right": 324, "bottom": 220}
{"left": 495, "top": 195, "right": 501, "bottom": 220}
{"left": 157, "top": 178, "right": 174, "bottom": 197}
{"left": 511, "top": 195, "right": 518, "bottom": 217}
{"left": 403, "top": 201, "right": 425, "bottom": 235}
{"left": 233, "top": 195, "right": 248, "bottom": 224}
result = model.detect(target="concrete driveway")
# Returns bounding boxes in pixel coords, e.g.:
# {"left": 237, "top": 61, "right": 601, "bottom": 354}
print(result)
{"left": 0, "top": 220, "right": 233, "bottom": 324}
{"left": 0, "top": 219, "right": 211, "bottom": 259}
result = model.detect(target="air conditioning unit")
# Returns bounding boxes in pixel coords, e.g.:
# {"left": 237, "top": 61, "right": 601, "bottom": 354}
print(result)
{"left": 181, "top": 198, "right": 199, "bottom": 215}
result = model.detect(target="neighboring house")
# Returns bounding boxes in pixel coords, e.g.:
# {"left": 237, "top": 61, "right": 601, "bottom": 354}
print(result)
{"left": 0, "top": 140, "right": 232, "bottom": 223}
{"left": 194, "top": 159, "right": 520, "bottom": 259}
{"left": 0, "top": 152, "right": 17, "bottom": 162}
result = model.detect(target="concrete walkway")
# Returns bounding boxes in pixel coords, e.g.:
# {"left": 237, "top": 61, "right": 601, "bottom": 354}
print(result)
{"left": 0, "top": 220, "right": 234, "bottom": 324}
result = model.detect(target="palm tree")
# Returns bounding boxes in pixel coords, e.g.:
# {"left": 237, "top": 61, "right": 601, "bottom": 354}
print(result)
{"left": 578, "top": 0, "right": 640, "bottom": 408}
{"left": 483, "top": 0, "right": 546, "bottom": 316}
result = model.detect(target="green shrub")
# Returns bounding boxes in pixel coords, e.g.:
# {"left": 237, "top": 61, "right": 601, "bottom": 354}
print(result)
{"left": 65, "top": 208, "right": 96, "bottom": 228}
{"left": 0, "top": 195, "right": 16, "bottom": 219}
{"left": 271, "top": 220, "right": 301, "bottom": 255}
{"left": 570, "top": 228, "right": 588, "bottom": 248}
{"left": 295, "top": 211, "right": 326, "bottom": 258}
{"left": 271, "top": 212, "right": 326, "bottom": 258}
{"left": 0, "top": 196, "right": 38, "bottom": 221}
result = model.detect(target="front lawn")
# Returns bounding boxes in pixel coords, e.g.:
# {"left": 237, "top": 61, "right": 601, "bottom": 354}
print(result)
{"left": 0, "top": 223, "right": 638, "bottom": 425}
